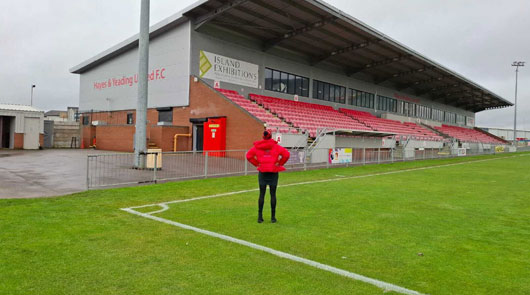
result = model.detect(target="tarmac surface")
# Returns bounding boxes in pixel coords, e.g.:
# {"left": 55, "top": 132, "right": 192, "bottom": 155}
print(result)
{"left": 0, "top": 149, "right": 110, "bottom": 199}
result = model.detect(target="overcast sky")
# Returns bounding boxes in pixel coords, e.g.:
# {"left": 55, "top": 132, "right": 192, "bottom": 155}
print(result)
{"left": 1, "top": 0, "right": 528, "bottom": 129}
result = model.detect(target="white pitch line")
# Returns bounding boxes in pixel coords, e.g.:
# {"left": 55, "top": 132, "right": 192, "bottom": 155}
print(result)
{"left": 122, "top": 153, "right": 528, "bottom": 294}
{"left": 122, "top": 207, "right": 424, "bottom": 295}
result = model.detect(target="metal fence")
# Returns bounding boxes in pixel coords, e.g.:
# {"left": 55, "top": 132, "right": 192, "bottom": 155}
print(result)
{"left": 86, "top": 146, "right": 513, "bottom": 189}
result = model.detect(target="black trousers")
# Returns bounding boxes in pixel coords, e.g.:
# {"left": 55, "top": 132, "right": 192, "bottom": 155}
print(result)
{"left": 258, "top": 172, "right": 278, "bottom": 217}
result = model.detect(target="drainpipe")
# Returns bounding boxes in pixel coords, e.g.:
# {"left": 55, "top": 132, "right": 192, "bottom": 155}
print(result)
{"left": 173, "top": 134, "right": 192, "bottom": 152}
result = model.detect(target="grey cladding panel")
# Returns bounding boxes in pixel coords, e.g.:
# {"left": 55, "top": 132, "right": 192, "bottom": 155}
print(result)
{"left": 79, "top": 22, "right": 191, "bottom": 111}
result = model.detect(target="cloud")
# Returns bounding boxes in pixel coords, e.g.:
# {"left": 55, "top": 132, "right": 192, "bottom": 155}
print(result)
{"left": 1, "top": 0, "right": 528, "bottom": 129}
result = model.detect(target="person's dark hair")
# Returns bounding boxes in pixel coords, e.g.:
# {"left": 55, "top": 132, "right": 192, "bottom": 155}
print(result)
{"left": 263, "top": 130, "right": 272, "bottom": 140}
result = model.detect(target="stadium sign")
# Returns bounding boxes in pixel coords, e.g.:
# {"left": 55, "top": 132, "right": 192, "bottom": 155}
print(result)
{"left": 199, "top": 50, "right": 259, "bottom": 88}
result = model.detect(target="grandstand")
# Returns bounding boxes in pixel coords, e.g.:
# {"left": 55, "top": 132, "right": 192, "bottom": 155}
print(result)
{"left": 70, "top": 0, "right": 513, "bottom": 154}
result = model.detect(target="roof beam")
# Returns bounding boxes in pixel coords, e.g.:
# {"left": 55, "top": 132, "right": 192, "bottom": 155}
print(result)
{"left": 375, "top": 66, "right": 435, "bottom": 84}
{"left": 431, "top": 88, "right": 484, "bottom": 100}
{"left": 311, "top": 40, "right": 378, "bottom": 65}
{"left": 214, "top": 19, "right": 326, "bottom": 58}
{"left": 431, "top": 90, "right": 473, "bottom": 103}
{"left": 415, "top": 83, "right": 461, "bottom": 96}
{"left": 347, "top": 55, "right": 410, "bottom": 76}
{"left": 194, "top": 0, "right": 250, "bottom": 29}
{"left": 397, "top": 75, "right": 447, "bottom": 90}
{"left": 263, "top": 16, "right": 337, "bottom": 51}
{"left": 250, "top": 0, "right": 386, "bottom": 63}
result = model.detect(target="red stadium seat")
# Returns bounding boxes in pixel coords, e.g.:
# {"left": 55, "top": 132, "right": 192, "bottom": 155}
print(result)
{"left": 434, "top": 124, "right": 504, "bottom": 144}
{"left": 217, "top": 89, "right": 291, "bottom": 133}
{"left": 339, "top": 108, "right": 444, "bottom": 141}
{"left": 249, "top": 94, "right": 374, "bottom": 136}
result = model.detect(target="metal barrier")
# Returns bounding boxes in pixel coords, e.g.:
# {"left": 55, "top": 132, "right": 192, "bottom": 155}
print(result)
{"left": 86, "top": 147, "right": 508, "bottom": 189}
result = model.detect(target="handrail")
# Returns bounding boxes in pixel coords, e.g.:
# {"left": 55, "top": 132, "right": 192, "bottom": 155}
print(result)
{"left": 173, "top": 134, "right": 192, "bottom": 152}
{"left": 307, "top": 128, "right": 329, "bottom": 155}
{"left": 291, "top": 131, "right": 309, "bottom": 153}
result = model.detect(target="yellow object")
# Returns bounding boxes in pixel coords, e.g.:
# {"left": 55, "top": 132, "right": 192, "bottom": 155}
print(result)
{"left": 495, "top": 146, "right": 505, "bottom": 153}
{"left": 146, "top": 149, "right": 162, "bottom": 169}
{"left": 174, "top": 134, "right": 192, "bottom": 152}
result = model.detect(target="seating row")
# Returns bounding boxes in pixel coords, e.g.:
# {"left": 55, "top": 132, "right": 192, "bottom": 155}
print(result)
{"left": 434, "top": 124, "right": 504, "bottom": 144}
{"left": 339, "top": 108, "right": 443, "bottom": 141}
{"left": 217, "top": 89, "right": 291, "bottom": 132}
{"left": 250, "top": 94, "right": 373, "bottom": 137}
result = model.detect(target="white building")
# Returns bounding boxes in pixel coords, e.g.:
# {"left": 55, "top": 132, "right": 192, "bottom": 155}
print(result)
{"left": 0, "top": 104, "right": 44, "bottom": 149}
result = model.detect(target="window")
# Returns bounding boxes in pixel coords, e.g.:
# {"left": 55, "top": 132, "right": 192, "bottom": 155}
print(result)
{"left": 416, "top": 105, "right": 431, "bottom": 119}
{"left": 265, "top": 68, "right": 272, "bottom": 90}
{"left": 323, "top": 83, "right": 330, "bottom": 101}
{"left": 288, "top": 74, "right": 295, "bottom": 94}
{"left": 272, "top": 70, "right": 280, "bottom": 92}
{"left": 350, "top": 89, "right": 375, "bottom": 109}
{"left": 127, "top": 113, "right": 134, "bottom": 125}
{"left": 456, "top": 114, "right": 465, "bottom": 125}
{"left": 280, "top": 72, "right": 288, "bottom": 93}
{"left": 82, "top": 115, "right": 90, "bottom": 125}
{"left": 376, "top": 95, "right": 398, "bottom": 112}
{"left": 432, "top": 109, "right": 444, "bottom": 121}
{"left": 444, "top": 112, "right": 457, "bottom": 124}
{"left": 265, "top": 68, "right": 309, "bottom": 97}
{"left": 158, "top": 108, "right": 173, "bottom": 123}
{"left": 312, "top": 80, "right": 346, "bottom": 103}
{"left": 401, "top": 102, "right": 416, "bottom": 117}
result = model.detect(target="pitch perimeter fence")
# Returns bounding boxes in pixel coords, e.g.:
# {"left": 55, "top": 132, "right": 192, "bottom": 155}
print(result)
{"left": 86, "top": 147, "right": 508, "bottom": 189}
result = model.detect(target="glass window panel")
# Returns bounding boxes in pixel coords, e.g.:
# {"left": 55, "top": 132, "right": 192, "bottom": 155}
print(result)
{"left": 265, "top": 68, "right": 272, "bottom": 90}
{"left": 302, "top": 78, "right": 309, "bottom": 97}
{"left": 280, "top": 72, "right": 288, "bottom": 93}
{"left": 318, "top": 81, "right": 324, "bottom": 100}
{"left": 158, "top": 110, "right": 173, "bottom": 123}
{"left": 296, "top": 76, "right": 303, "bottom": 96}
{"left": 329, "top": 84, "right": 335, "bottom": 102}
{"left": 288, "top": 74, "right": 296, "bottom": 95}
{"left": 272, "top": 70, "right": 280, "bottom": 92}
{"left": 323, "top": 83, "right": 330, "bottom": 101}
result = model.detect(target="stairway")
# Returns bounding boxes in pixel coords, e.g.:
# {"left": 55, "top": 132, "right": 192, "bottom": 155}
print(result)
{"left": 421, "top": 123, "right": 451, "bottom": 139}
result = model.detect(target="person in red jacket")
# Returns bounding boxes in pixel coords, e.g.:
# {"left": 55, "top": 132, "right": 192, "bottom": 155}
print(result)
{"left": 246, "top": 130, "right": 290, "bottom": 223}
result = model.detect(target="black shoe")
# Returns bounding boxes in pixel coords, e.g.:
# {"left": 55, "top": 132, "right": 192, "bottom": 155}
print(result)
{"left": 271, "top": 217, "right": 277, "bottom": 223}
{"left": 258, "top": 216, "right": 264, "bottom": 223}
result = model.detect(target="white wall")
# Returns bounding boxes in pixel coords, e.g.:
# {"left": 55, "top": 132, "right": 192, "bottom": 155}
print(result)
{"left": 79, "top": 21, "right": 191, "bottom": 111}
{"left": 0, "top": 110, "right": 44, "bottom": 134}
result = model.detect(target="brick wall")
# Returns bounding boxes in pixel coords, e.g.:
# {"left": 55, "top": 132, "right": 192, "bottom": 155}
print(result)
{"left": 79, "top": 76, "right": 264, "bottom": 152}
{"left": 95, "top": 125, "right": 135, "bottom": 152}
{"left": 174, "top": 77, "right": 264, "bottom": 150}
{"left": 149, "top": 126, "right": 191, "bottom": 151}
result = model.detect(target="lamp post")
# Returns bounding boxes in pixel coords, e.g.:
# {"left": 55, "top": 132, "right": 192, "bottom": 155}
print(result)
{"left": 512, "top": 61, "right": 525, "bottom": 145}
{"left": 134, "top": 0, "right": 150, "bottom": 168}
{"left": 30, "top": 85, "right": 36, "bottom": 106}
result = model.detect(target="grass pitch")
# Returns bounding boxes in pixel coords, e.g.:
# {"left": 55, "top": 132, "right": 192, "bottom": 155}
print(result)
{"left": 1, "top": 153, "right": 529, "bottom": 295}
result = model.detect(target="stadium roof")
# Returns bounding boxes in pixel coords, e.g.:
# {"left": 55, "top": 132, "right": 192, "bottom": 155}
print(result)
{"left": 71, "top": 0, "right": 513, "bottom": 113}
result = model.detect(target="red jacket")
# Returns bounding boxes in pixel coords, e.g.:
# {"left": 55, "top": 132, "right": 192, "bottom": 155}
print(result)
{"left": 246, "top": 139, "right": 290, "bottom": 173}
